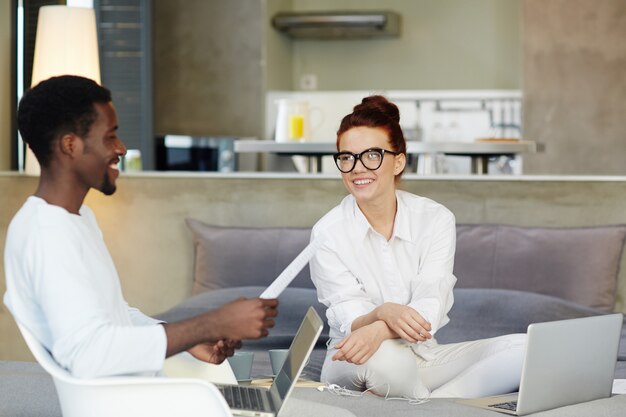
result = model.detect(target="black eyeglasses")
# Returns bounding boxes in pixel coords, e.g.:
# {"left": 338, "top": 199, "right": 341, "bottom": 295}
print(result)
{"left": 333, "top": 148, "right": 400, "bottom": 173}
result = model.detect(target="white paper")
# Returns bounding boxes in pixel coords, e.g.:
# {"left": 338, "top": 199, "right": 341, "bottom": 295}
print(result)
{"left": 612, "top": 379, "right": 626, "bottom": 395}
{"left": 260, "top": 238, "right": 324, "bottom": 299}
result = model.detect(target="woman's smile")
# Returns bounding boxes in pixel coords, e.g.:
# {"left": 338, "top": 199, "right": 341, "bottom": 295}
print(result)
{"left": 352, "top": 177, "right": 375, "bottom": 186}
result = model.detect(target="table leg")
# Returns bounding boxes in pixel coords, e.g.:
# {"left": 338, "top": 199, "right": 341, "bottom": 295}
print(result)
{"left": 315, "top": 156, "right": 323, "bottom": 173}
{"left": 417, "top": 154, "right": 436, "bottom": 174}
{"left": 471, "top": 156, "right": 489, "bottom": 174}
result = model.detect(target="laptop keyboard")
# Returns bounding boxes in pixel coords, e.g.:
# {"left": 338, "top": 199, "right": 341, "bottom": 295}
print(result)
{"left": 489, "top": 400, "right": 518, "bottom": 411}
{"left": 219, "top": 385, "right": 270, "bottom": 412}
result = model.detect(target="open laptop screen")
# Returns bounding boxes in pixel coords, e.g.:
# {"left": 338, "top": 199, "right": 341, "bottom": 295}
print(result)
{"left": 271, "top": 309, "right": 322, "bottom": 400}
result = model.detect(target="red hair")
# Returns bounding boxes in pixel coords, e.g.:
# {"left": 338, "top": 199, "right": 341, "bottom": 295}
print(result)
{"left": 336, "top": 95, "right": 407, "bottom": 155}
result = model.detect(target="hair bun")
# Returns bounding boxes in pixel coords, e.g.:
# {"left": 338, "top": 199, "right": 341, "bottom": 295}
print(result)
{"left": 357, "top": 95, "right": 400, "bottom": 123}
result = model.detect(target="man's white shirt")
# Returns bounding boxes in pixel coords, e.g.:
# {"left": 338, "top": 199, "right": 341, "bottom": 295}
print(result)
{"left": 4, "top": 196, "right": 167, "bottom": 378}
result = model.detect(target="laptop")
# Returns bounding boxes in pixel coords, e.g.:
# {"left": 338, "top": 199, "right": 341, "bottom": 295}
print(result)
{"left": 459, "top": 313, "right": 623, "bottom": 415}
{"left": 215, "top": 307, "right": 323, "bottom": 417}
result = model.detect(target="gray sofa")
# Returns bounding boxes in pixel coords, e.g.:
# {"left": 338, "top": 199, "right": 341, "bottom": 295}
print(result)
{"left": 155, "top": 220, "right": 626, "bottom": 379}
{"left": 3, "top": 221, "right": 626, "bottom": 417}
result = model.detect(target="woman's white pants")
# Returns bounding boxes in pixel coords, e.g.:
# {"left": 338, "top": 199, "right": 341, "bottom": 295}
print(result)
{"left": 321, "top": 334, "right": 526, "bottom": 399}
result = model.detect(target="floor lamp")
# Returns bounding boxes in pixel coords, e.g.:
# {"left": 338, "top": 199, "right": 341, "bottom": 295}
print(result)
{"left": 24, "top": 5, "right": 101, "bottom": 176}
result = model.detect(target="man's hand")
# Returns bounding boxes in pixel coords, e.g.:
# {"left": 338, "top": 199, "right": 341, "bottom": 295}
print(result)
{"left": 188, "top": 339, "right": 241, "bottom": 364}
{"left": 375, "top": 303, "right": 432, "bottom": 343}
{"left": 332, "top": 321, "right": 390, "bottom": 365}
{"left": 213, "top": 298, "right": 279, "bottom": 341}
{"left": 163, "top": 297, "right": 278, "bottom": 358}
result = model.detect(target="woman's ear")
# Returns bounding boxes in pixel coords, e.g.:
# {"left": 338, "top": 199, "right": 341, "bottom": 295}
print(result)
{"left": 394, "top": 153, "right": 407, "bottom": 175}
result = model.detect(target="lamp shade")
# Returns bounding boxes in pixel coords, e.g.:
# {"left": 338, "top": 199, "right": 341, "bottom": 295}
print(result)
{"left": 25, "top": 5, "right": 101, "bottom": 176}
{"left": 31, "top": 6, "right": 100, "bottom": 86}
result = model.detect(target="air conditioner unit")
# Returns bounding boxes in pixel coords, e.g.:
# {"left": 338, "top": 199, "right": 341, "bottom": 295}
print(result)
{"left": 272, "top": 11, "right": 400, "bottom": 39}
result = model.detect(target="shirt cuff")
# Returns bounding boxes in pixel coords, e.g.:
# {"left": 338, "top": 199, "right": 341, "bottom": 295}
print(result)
{"left": 408, "top": 298, "right": 441, "bottom": 334}
{"left": 128, "top": 307, "right": 165, "bottom": 326}
{"left": 328, "top": 299, "right": 376, "bottom": 337}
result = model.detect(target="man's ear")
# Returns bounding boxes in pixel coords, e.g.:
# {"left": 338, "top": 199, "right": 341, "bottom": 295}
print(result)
{"left": 59, "top": 133, "right": 82, "bottom": 158}
{"left": 394, "top": 153, "right": 407, "bottom": 175}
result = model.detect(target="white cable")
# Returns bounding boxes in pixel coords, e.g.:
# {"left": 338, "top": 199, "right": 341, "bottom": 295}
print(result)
{"left": 318, "top": 382, "right": 430, "bottom": 405}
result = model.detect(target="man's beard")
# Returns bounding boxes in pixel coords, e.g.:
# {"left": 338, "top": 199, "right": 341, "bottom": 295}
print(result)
{"left": 100, "top": 172, "right": 116, "bottom": 196}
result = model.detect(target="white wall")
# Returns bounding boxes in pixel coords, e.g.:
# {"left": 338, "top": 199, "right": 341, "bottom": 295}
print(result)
{"left": 265, "top": 89, "right": 522, "bottom": 174}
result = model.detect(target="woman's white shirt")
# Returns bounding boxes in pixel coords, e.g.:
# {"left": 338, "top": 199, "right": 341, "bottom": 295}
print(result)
{"left": 310, "top": 190, "right": 457, "bottom": 346}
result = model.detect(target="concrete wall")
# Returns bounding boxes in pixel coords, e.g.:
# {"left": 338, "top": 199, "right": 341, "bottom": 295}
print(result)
{"left": 153, "top": 0, "right": 266, "bottom": 137}
{"left": 0, "top": 0, "right": 13, "bottom": 171}
{"left": 152, "top": 0, "right": 521, "bottom": 139}
{"left": 265, "top": 0, "right": 294, "bottom": 91}
{"left": 3, "top": 172, "right": 626, "bottom": 360}
{"left": 288, "top": 0, "right": 521, "bottom": 90}
{"left": 522, "top": 0, "right": 626, "bottom": 175}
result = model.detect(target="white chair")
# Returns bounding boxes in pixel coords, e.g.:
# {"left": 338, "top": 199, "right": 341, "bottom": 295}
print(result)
{"left": 17, "top": 323, "right": 233, "bottom": 417}
{"left": 163, "top": 351, "right": 237, "bottom": 385}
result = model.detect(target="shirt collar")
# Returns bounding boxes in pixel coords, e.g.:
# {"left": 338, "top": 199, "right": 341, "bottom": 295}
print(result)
{"left": 350, "top": 191, "right": 414, "bottom": 243}
{"left": 392, "top": 192, "right": 413, "bottom": 242}
{"left": 351, "top": 197, "right": 371, "bottom": 243}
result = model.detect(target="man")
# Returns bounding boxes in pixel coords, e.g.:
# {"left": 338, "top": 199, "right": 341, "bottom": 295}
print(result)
{"left": 3, "top": 75, "right": 278, "bottom": 378}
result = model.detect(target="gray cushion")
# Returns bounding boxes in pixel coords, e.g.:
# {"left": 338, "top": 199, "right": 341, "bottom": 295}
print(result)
{"left": 438, "top": 288, "right": 606, "bottom": 344}
{"left": 157, "top": 287, "right": 603, "bottom": 347}
{"left": 0, "top": 361, "right": 60, "bottom": 417}
{"left": 290, "top": 389, "right": 626, "bottom": 417}
{"left": 186, "top": 220, "right": 626, "bottom": 311}
{"left": 156, "top": 286, "right": 329, "bottom": 350}
{"left": 156, "top": 286, "right": 329, "bottom": 380}
{"left": 186, "top": 220, "right": 312, "bottom": 294}
{"left": 3, "top": 359, "right": 626, "bottom": 417}
{"left": 454, "top": 224, "right": 626, "bottom": 311}
{"left": 156, "top": 287, "right": 625, "bottom": 382}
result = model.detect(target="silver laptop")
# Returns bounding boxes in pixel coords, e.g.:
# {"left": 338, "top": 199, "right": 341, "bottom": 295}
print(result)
{"left": 460, "top": 313, "right": 623, "bottom": 415}
{"left": 216, "top": 307, "right": 323, "bottom": 417}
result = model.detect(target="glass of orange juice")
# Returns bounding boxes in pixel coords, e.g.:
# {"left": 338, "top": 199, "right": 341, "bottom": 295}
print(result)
{"left": 288, "top": 114, "right": 304, "bottom": 141}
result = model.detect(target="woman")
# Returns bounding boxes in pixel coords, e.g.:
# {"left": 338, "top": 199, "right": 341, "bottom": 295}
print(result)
{"left": 310, "top": 96, "right": 525, "bottom": 400}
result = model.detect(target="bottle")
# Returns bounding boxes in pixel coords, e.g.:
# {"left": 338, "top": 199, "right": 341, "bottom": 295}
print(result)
{"left": 124, "top": 149, "right": 142, "bottom": 172}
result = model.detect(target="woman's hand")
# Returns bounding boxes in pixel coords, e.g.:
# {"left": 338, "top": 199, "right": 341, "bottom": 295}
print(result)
{"left": 332, "top": 321, "right": 391, "bottom": 365}
{"left": 188, "top": 339, "right": 241, "bottom": 364}
{"left": 375, "top": 303, "right": 432, "bottom": 343}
